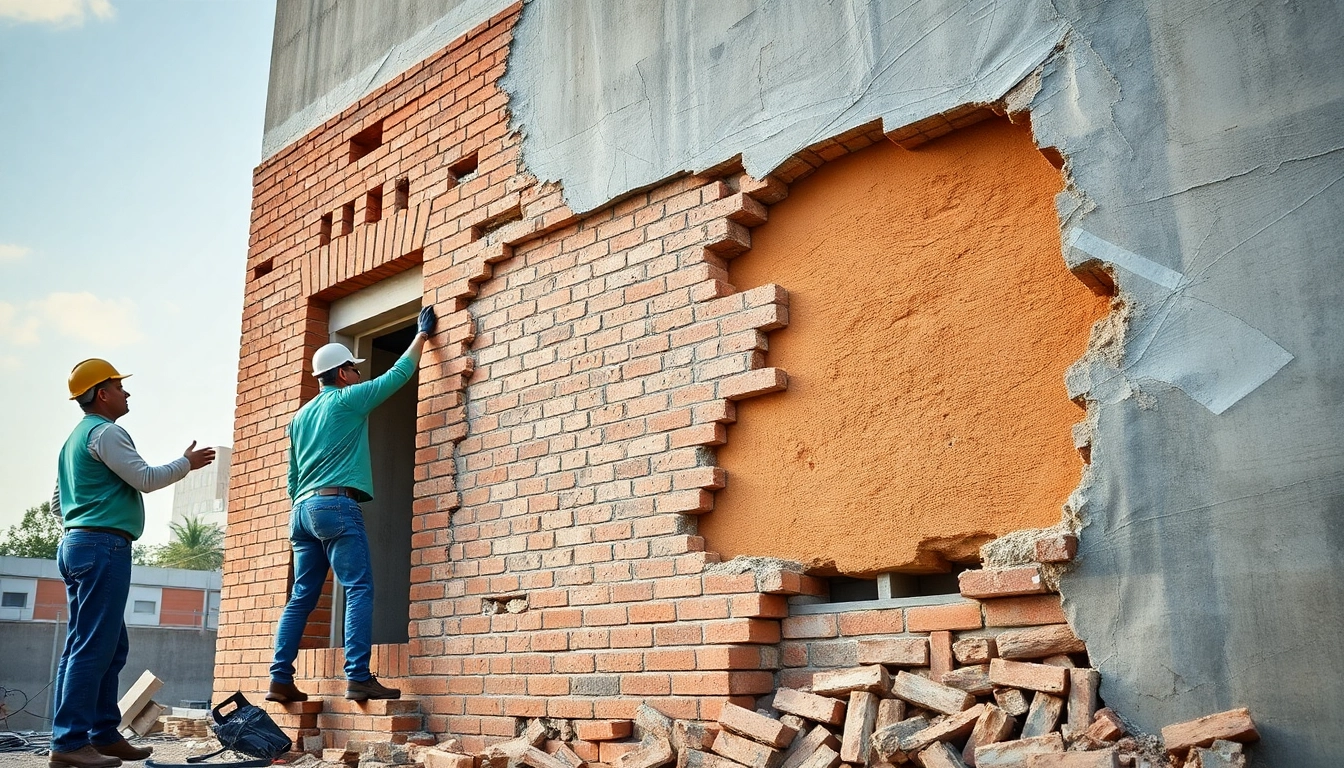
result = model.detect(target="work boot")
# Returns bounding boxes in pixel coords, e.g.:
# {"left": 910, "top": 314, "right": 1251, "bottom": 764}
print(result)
{"left": 266, "top": 680, "right": 310, "bottom": 703}
{"left": 346, "top": 676, "right": 401, "bottom": 701}
{"left": 48, "top": 744, "right": 121, "bottom": 768}
{"left": 94, "top": 740, "right": 153, "bottom": 761}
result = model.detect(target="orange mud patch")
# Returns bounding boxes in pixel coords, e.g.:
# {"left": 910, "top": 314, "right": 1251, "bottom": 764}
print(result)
{"left": 702, "top": 118, "right": 1110, "bottom": 576}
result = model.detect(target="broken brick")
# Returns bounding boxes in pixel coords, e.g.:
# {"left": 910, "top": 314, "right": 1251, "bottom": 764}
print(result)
{"left": 972, "top": 734, "right": 1064, "bottom": 768}
{"left": 995, "top": 625, "right": 1087, "bottom": 660}
{"left": 637, "top": 704, "right": 674, "bottom": 740}
{"left": 795, "top": 745, "right": 841, "bottom": 768}
{"left": 615, "top": 737, "right": 675, "bottom": 768}
{"left": 811, "top": 665, "right": 891, "bottom": 697}
{"left": 674, "top": 722, "right": 720, "bottom": 753}
{"left": 712, "top": 729, "right": 783, "bottom": 768}
{"left": 870, "top": 716, "right": 932, "bottom": 764}
{"left": 889, "top": 671, "right": 975, "bottom": 715}
{"left": 1160, "top": 708, "right": 1259, "bottom": 757}
{"left": 773, "top": 688, "right": 847, "bottom": 725}
{"left": 719, "top": 702, "right": 797, "bottom": 749}
{"left": 898, "top": 704, "right": 985, "bottom": 755}
{"left": 962, "top": 705, "right": 1015, "bottom": 767}
{"left": 1083, "top": 709, "right": 1125, "bottom": 742}
{"left": 988, "top": 659, "right": 1068, "bottom": 694}
{"left": 679, "top": 749, "right": 750, "bottom": 768}
{"left": 929, "top": 631, "right": 954, "bottom": 679}
{"left": 423, "top": 751, "right": 475, "bottom": 768}
{"left": 1033, "top": 535, "right": 1077, "bottom": 564}
{"left": 918, "top": 742, "right": 970, "bottom": 768}
{"left": 953, "top": 638, "right": 997, "bottom": 665}
{"left": 942, "top": 665, "right": 994, "bottom": 696}
{"left": 778, "top": 726, "right": 840, "bottom": 768}
{"left": 992, "top": 688, "right": 1031, "bottom": 718}
{"left": 1066, "top": 669, "right": 1099, "bottom": 736}
{"left": 839, "top": 691, "right": 879, "bottom": 764}
{"left": 1020, "top": 693, "right": 1064, "bottom": 739}
{"left": 1024, "top": 751, "right": 1118, "bottom": 768}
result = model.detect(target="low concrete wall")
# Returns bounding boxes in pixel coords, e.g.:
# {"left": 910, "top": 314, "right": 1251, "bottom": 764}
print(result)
{"left": 0, "top": 621, "right": 217, "bottom": 731}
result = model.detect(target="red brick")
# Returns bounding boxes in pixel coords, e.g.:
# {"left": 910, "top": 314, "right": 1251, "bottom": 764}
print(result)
{"left": 717, "top": 702, "right": 796, "bottom": 748}
{"left": 987, "top": 659, "right": 1068, "bottom": 694}
{"left": 958, "top": 567, "right": 1049, "bottom": 599}
{"left": 995, "top": 624, "right": 1086, "bottom": 660}
{"left": 855, "top": 637, "right": 928, "bottom": 667}
{"left": 835, "top": 609, "right": 903, "bottom": 636}
{"left": 1160, "top": 708, "right": 1259, "bottom": 756}
{"left": 576, "top": 720, "right": 633, "bottom": 741}
{"left": 906, "top": 601, "right": 983, "bottom": 632}
{"left": 770, "top": 688, "right": 845, "bottom": 726}
{"left": 1033, "top": 534, "right": 1077, "bottom": 563}
{"left": 982, "top": 596, "right": 1066, "bottom": 628}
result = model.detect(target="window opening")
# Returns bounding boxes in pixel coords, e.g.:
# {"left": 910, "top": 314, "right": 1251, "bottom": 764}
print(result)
{"left": 1, "top": 592, "right": 26, "bottom": 608}
{"left": 252, "top": 258, "right": 274, "bottom": 281}
{"left": 448, "top": 151, "right": 479, "bottom": 183}
{"left": 320, "top": 213, "right": 333, "bottom": 245}
{"left": 133, "top": 600, "right": 156, "bottom": 614}
{"left": 394, "top": 178, "right": 410, "bottom": 210}
{"left": 365, "top": 186, "right": 383, "bottom": 224}
{"left": 348, "top": 120, "right": 384, "bottom": 163}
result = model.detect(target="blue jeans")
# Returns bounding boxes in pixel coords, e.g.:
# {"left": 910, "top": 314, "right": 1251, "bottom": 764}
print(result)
{"left": 270, "top": 495, "right": 375, "bottom": 683}
{"left": 51, "top": 530, "right": 132, "bottom": 752}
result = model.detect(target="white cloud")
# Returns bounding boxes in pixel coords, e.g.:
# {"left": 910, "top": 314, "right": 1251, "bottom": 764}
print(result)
{"left": 0, "top": 0, "right": 114, "bottom": 25}
{"left": 0, "top": 355, "right": 20, "bottom": 371}
{"left": 0, "top": 244, "right": 29, "bottom": 262}
{"left": 0, "top": 301, "right": 40, "bottom": 345}
{"left": 35, "top": 292, "right": 142, "bottom": 346}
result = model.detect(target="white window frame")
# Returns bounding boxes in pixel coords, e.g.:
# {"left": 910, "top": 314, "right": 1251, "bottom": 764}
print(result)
{"left": 0, "top": 577, "right": 37, "bottom": 621}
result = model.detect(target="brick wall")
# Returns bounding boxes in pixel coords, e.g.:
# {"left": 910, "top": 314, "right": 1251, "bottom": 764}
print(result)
{"left": 222, "top": 3, "right": 1093, "bottom": 752}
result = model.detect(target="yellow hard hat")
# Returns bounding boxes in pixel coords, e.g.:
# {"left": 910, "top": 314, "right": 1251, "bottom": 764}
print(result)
{"left": 68, "top": 358, "right": 131, "bottom": 400}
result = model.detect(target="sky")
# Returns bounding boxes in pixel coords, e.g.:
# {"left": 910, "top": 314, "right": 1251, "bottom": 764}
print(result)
{"left": 0, "top": 0, "right": 276, "bottom": 545}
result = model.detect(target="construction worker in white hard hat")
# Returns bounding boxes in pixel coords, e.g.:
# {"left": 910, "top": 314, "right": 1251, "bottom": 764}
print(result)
{"left": 49, "top": 359, "right": 215, "bottom": 768}
{"left": 267, "top": 305, "right": 437, "bottom": 704}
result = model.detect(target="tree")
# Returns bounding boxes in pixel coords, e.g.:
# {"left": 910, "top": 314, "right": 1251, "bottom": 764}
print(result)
{"left": 153, "top": 516, "right": 224, "bottom": 571}
{"left": 0, "top": 503, "right": 63, "bottom": 559}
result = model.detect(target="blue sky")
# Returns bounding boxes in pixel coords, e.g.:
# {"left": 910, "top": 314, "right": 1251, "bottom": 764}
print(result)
{"left": 0, "top": 0, "right": 275, "bottom": 544}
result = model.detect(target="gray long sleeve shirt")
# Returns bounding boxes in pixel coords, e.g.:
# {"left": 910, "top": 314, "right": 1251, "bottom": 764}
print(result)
{"left": 51, "top": 422, "right": 191, "bottom": 519}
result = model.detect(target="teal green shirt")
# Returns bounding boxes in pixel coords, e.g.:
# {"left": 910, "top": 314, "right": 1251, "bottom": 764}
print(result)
{"left": 57, "top": 414, "right": 145, "bottom": 539}
{"left": 288, "top": 354, "right": 417, "bottom": 503}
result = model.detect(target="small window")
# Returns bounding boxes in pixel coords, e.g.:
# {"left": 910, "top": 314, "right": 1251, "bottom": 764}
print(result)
{"left": 448, "top": 151, "right": 479, "bottom": 182}
{"left": 1, "top": 592, "right": 27, "bottom": 608}
{"left": 364, "top": 186, "right": 383, "bottom": 224}
{"left": 348, "top": 120, "right": 384, "bottom": 163}
{"left": 251, "top": 258, "right": 274, "bottom": 281}
{"left": 338, "top": 202, "right": 355, "bottom": 237}
{"left": 133, "top": 600, "right": 156, "bottom": 614}
{"left": 394, "top": 178, "right": 410, "bottom": 210}
{"left": 320, "top": 213, "right": 333, "bottom": 245}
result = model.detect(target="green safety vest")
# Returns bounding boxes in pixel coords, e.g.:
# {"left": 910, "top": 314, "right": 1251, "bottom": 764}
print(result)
{"left": 57, "top": 414, "right": 145, "bottom": 539}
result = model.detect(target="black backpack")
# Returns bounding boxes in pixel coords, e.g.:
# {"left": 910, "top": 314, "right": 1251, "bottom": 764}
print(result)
{"left": 148, "top": 692, "right": 292, "bottom": 767}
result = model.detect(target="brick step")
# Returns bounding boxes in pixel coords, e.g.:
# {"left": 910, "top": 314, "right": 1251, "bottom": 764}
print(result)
{"left": 323, "top": 697, "right": 421, "bottom": 716}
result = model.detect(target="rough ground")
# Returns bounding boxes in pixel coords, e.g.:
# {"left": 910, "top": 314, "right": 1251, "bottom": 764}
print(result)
{"left": 0, "top": 736, "right": 222, "bottom": 767}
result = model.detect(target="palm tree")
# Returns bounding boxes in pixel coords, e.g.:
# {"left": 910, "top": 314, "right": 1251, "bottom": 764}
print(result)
{"left": 156, "top": 516, "right": 224, "bottom": 571}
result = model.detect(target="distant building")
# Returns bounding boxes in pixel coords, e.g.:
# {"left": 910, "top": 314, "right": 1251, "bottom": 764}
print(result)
{"left": 170, "top": 445, "right": 230, "bottom": 530}
{"left": 0, "top": 556, "right": 220, "bottom": 728}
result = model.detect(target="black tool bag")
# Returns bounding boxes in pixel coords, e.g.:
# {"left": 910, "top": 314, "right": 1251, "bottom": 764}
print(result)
{"left": 147, "top": 692, "right": 292, "bottom": 767}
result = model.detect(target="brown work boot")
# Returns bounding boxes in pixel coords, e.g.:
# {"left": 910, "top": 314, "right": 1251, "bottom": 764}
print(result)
{"left": 346, "top": 675, "right": 401, "bottom": 701}
{"left": 94, "top": 740, "right": 153, "bottom": 761}
{"left": 266, "top": 680, "right": 310, "bottom": 703}
{"left": 49, "top": 744, "right": 121, "bottom": 768}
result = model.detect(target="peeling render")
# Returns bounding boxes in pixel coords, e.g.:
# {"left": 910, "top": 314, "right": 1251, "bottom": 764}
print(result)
{"left": 499, "top": 0, "right": 1344, "bottom": 764}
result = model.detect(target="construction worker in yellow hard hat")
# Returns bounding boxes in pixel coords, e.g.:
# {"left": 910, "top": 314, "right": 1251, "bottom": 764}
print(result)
{"left": 48, "top": 359, "right": 216, "bottom": 768}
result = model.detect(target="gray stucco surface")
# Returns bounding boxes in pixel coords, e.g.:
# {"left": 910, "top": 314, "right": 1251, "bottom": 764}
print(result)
{"left": 499, "top": 1, "right": 1344, "bottom": 765}
{"left": 263, "top": 0, "right": 513, "bottom": 158}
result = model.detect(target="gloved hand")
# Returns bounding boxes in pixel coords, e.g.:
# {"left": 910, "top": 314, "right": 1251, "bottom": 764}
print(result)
{"left": 417, "top": 305, "right": 437, "bottom": 335}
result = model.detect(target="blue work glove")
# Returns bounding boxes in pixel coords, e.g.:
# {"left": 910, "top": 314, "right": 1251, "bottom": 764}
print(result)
{"left": 417, "top": 305, "right": 437, "bottom": 335}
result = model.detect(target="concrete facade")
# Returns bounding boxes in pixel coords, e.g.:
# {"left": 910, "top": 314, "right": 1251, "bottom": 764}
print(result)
{"left": 224, "top": 1, "right": 1343, "bottom": 765}
{"left": 171, "top": 445, "right": 232, "bottom": 530}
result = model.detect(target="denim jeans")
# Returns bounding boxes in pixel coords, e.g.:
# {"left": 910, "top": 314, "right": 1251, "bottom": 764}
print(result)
{"left": 270, "top": 495, "right": 375, "bottom": 683}
{"left": 51, "top": 530, "right": 132, "bottom": 753}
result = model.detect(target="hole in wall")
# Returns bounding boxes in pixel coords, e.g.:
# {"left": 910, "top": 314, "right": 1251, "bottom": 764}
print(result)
{"left": 338, "top": 202, "right": 354, "bottom": 237}
{"left": 448, "top": 151, "right": 479, "bottom": 183}
{"left": 319, "top": 213, "right": 332, "bottom": 245}
{"left": 348, "top": 120, "right": 384, "bottom": 164}
{"left": 365, "top": 186, "right": 383, "bottom": 224}
{"left": 251, "top": 258, "right": 273, "bottom": 281}
{"left": 394, "top": 178, "right": 410, "bottom": 210}
{"left": 702, "top": 118, "right": 1111, "bottom": 575}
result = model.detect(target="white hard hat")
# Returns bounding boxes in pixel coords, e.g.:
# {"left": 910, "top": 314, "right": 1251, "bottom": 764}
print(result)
{"left": 312, "top": 343, "right": 364, "bottom": 377}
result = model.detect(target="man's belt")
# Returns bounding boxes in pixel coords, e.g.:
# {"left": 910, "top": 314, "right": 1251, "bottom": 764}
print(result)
{"left": 66, "top": 526, "right": 133, "bottom": 542}
{"left": 313, "top": 487, "right": 359, "bottom": 499}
